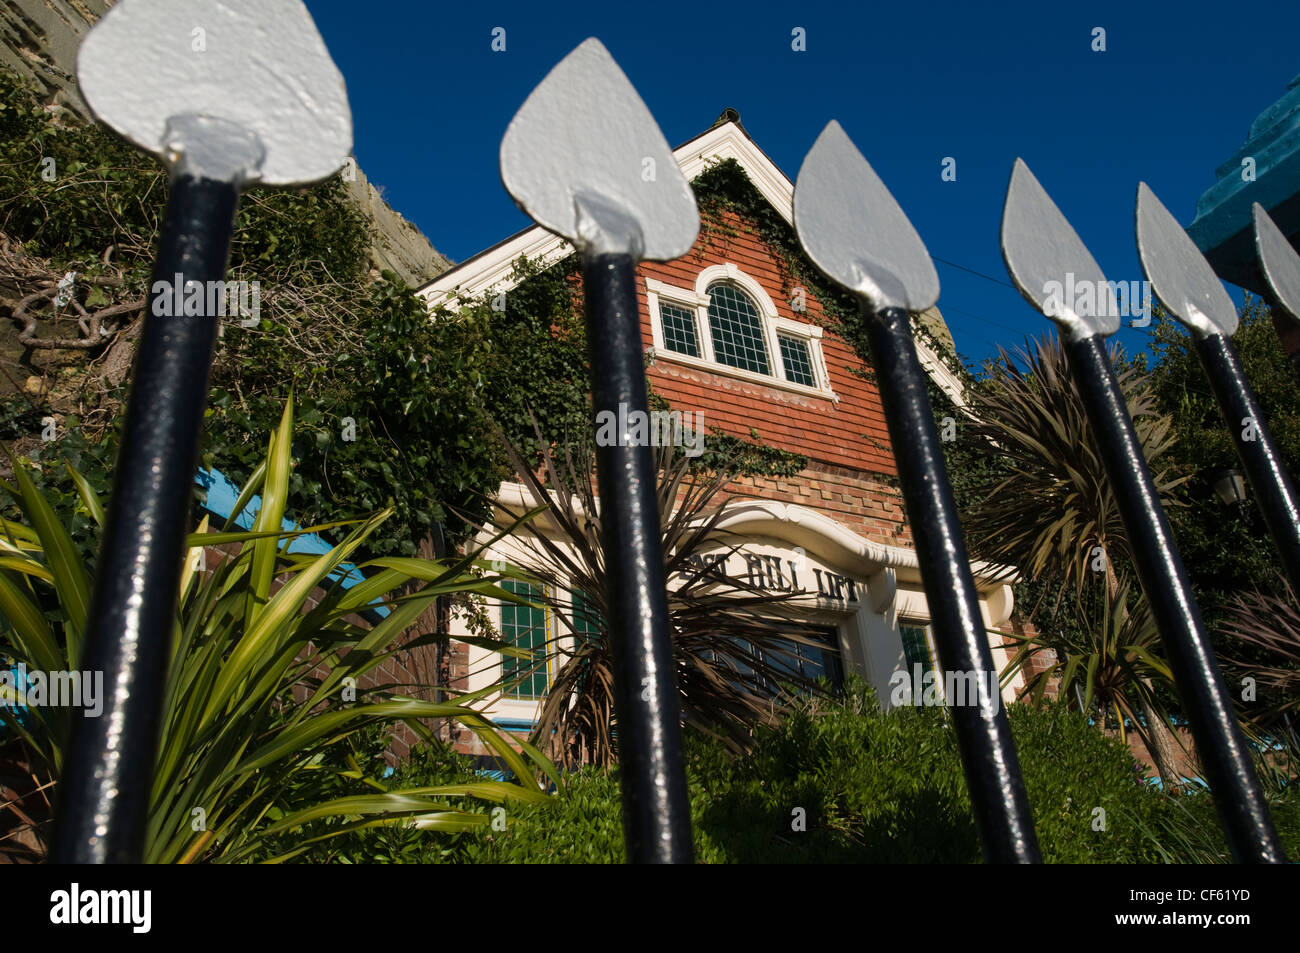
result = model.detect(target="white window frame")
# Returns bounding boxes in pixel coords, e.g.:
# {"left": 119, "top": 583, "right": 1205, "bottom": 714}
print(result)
{"left": 645, "top": 264, "right": 836, "bottom": 400}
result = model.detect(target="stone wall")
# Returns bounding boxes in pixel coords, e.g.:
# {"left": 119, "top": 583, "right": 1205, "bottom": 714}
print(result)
{"left": 0, "top": 0, "right": 109, "bottom": 116}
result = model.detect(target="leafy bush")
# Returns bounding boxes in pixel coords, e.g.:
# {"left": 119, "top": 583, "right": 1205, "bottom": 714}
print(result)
{"left": 1, "top": 68, "right": 504, "bottom": 560}
{"left": 0, "top": 399, "right": 556, "bottom": 862}
{"left": 676, "top": 686, "right": 1172, "bottom": 864}
{"left": 257, "top": 680, "right": 1300, "bottom": 863}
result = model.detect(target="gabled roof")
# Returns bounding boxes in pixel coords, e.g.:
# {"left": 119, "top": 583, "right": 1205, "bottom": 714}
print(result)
{"left": 418, "top": 117, "right": 965, "bottom": 406}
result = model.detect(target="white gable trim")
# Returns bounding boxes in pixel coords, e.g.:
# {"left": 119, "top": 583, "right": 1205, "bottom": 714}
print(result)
{"left": 418, "top": 121, "right": 964, "bottom": 405}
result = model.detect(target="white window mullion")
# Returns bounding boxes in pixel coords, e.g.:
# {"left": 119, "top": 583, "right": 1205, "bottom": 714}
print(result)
{"left": 697, "top": 302, "right": 715, "bottom": 362}
{"left": 764, "top": 318, "right": 784, "bottom": 381}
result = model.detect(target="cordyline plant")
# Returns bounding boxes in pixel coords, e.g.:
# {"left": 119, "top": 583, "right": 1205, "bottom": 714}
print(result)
{"left": 484, "top": 418, "right": 838, "bottom": 771}
{"left": 1004, "top": 573, "right": 1177, "bottom": 772}
{"left": 959, "top": 334, "right": 1185, "bottom": 610}
{"left": 957, "top": 333, "right": 1187, "bottom": 782}
{"left": 0, "top": 400, "right": 556, "bottom": 863}
{"left": 1219, "top": 574, "right": 1300, "bottom": 731}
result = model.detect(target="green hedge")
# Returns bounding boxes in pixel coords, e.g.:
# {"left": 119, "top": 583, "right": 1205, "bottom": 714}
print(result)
{"left": 263, "top": 681, "right": 1297, "bottom": 863}
{"left": 462, "top": 689, "right": 1163, "bottom": 863}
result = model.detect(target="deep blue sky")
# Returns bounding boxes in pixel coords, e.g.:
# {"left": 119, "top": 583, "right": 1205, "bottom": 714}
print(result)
{"left": 302, "top": 0, "right": 1298, "bottom": 368}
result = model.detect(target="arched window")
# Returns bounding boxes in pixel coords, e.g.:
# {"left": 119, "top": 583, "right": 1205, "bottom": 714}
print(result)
{"left": 644, "top": 264, "right": 834, "bottom": 399}
{"left": 706, "top": 282, "right": 770, "bottom": 375}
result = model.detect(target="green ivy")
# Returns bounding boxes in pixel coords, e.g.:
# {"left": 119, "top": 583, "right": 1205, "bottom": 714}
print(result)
{"left": 1, "top": 69, "right": 501, "bottom": 558}
{"left": 432, "top": 246, "right": 808, "bottom": 483}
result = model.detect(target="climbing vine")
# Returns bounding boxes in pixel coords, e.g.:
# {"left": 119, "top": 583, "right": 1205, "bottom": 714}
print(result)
{"left": 0, "top": 68, "right": 498, "bottom": 558}
{"left": 431, "top": 249, "right": 808, "bottom": 482}
{"left": 690, "top": 155, "right": 966, "bottom": 428}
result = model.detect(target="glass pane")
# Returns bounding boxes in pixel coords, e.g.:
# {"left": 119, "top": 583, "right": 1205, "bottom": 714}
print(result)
{"left": 900, "top": 624, "right": 936, "bottom": 675}
{"left": 732, "top": 627, "right": 842, "bottom": 697}
{"left": 707, "top": 283, "right": 770, "bottom": 375}
{"left": 571, "top": 588, "right": 604, "bottom": 644}
{"left": 659, "top": 303, "right": 699, "bottom": 357}
{"left": 501, "top": 579, "right": 549, "bottom": 699}
{"left": 778, "top": 335, "right": 816, "bottom": 387}
{"left": 764, "top": 629, "right": 843, "bottom": 689}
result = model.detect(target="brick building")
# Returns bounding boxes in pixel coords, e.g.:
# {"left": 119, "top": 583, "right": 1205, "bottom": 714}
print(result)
{"left": 418, "top": 113, "right": 1028, "bottom": 753}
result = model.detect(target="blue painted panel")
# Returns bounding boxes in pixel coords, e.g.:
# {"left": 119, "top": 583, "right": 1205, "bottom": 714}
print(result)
{"left": 194, "top": 467, "right": 389, "bottom": 617}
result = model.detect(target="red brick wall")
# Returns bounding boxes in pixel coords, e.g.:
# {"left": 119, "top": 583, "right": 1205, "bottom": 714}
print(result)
{"left": 721, "top": 467, "right": 911, "bottom": 548}
{"left": 1000, "top": 615, "right": 1058, "bottom": 703}
{"left": 633, "top": 206, "right": 913, "bottom": 550}
{"left": 639, "top": 207, "right": 897, "bottom": 479}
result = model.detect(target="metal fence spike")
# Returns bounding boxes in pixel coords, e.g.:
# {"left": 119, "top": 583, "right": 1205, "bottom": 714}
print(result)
{"left": 1255, "top": 202, "right": 1300, "bottom": 323}
{"left": 792, "top": 121, "right": 937, "bottom": 313}
{"left": 795, "top": 123, "right": 1040, "bottom": 864}
{"left": 500, "top": 37, "right": 697, "bottom": 261}
{"left": 1000, "top": 161, "right": 1285, "bottom": 864}
{"left": 1001, "top": 159, "right": 1119, "bottom": 340}
{"left": 500, "top": 38, "right": 693, "bottom": 864}
{"left": 52, "top": 0, "right": 352, "bottom": 864}
{"left": 1132, "top": 195, "right": 1300, "bottom": 609}
{"left": 77, "top": 0, "right": 352, "bottom": 186}
{"left": 1136, "top": 183, "right": 1238, "bottom": 337}
{"left": 1140, "top": 191, "right": 1300, "bottom": 602}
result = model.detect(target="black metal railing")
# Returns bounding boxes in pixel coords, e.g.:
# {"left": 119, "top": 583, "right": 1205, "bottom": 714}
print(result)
{"left": 44, "top": 11, "right": 1291, "bottom": 864}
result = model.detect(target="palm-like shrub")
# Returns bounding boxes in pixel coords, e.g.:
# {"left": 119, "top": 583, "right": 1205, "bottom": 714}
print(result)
{"left": 1219, "top": 575, "right": 1300, "bottom": 730}
{"left": 1005, "top": 573, "right": 1175, "bottom": 766}
{"left": 958, "top": 334, "right": 1185, "bottom": 780}
{"left": 0, "top": 400, "right": 555, "bottom": 862}
{"left": 959, "top": 334, "right": 1183, "bottom": 605}
{"left": 488, "top": 424, "right": 838, "bottom": 770}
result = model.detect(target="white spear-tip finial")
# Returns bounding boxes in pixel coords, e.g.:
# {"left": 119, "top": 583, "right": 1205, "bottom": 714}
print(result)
{"left": 77, "top": 0, "right": 352, "bottom": 186}
{"left": 499, "top": 37, "right": 698, "bottom": 261}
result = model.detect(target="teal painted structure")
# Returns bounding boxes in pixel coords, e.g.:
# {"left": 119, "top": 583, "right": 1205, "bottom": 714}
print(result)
{"left": 1188, "top": 73, "right": 1300, "bottom": 292}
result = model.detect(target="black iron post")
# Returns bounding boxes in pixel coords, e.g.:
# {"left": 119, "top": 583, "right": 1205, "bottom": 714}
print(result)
{"left": 51, "top": 176, "right": 239, "bottom": 864}
{"left": 867, "top": 305, "right": 1041, "bottom": 864}
{"left": 1066, "top": 334, "right": 1285, "bottom": 863}
{"left": 583, "top": 253, "right": 693, "bottom": 864}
